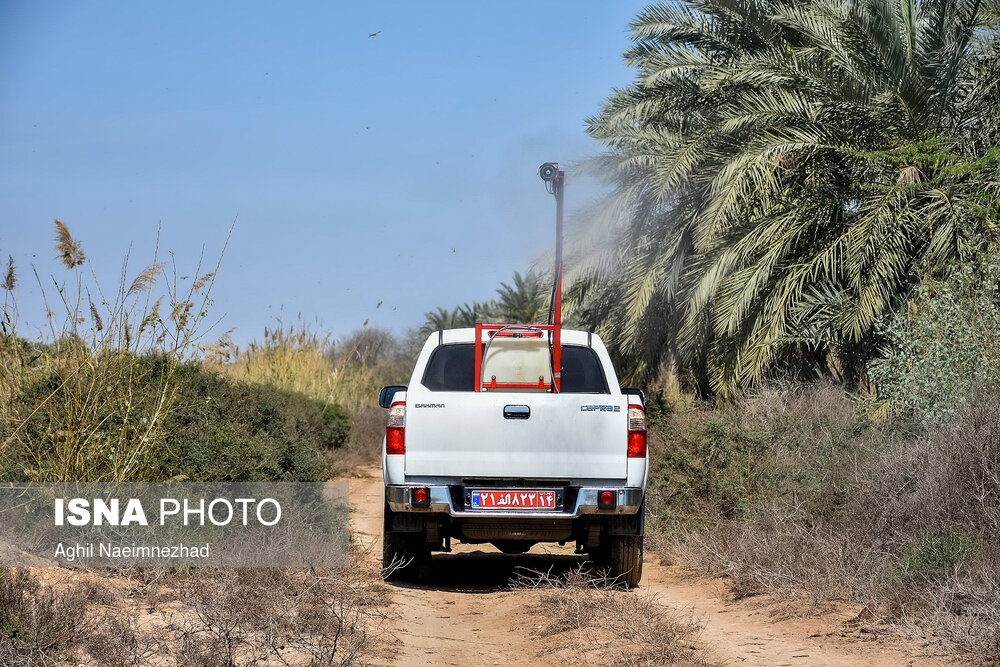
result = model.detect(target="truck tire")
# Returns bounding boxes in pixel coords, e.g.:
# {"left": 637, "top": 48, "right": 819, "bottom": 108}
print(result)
{"left": 606, "top": 534, "right": 643, "bottom": 588}
{"left": 382, "top": 529, "right": 423, "bottom": 580}
{"left": 382, "top": 503, "right": 425, "bottom": 581}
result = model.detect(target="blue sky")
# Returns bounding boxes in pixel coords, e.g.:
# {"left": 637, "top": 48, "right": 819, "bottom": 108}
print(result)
{"left": 0, "top": 1, "right": 642, "bottom": 344}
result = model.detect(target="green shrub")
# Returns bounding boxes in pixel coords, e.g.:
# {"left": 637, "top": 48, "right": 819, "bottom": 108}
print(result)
{"left": 869, "top": 256, "right": 1000, "bottom": 421}
{"left": 149, "top": 360, "right": 348, "bottom": 482}
{"left": 1, "top": 353, "right": 349, "bottom": 482}
{"left": 1, "top": 342, "right": 182, "bottom": 482}
{"left": 902, "top": 532, "right": 978, "bottom": 578}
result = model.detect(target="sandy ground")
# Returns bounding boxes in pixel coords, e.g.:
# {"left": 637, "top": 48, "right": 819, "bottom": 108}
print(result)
{"left": 347, "top": 466, "right": 948, "bottom": 667}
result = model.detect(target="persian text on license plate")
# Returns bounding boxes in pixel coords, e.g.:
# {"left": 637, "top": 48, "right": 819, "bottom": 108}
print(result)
{"left": 469, "top": 489, "right": 556, "bottom": 510}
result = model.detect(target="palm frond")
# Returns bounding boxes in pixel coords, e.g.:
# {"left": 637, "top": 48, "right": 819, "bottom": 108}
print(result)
{"left": 572, "top": 0, "right": 1000, "bottom": 394}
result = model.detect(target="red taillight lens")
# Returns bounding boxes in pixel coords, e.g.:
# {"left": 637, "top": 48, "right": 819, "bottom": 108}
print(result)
{"left": 598, "top": 489, "right": 617, "bottom": 509}
{"left": 386, "top": 427, "right": 405, "bottom": 454}
{"left": 386, "top": 401, "right": 405, "bottom": 454}
{"left": 412, "top": 488, "right": 428, "bottom": 505}
{"left": 627, "top": 430, "right": 647, "bottom": 458}
{"left": 627, "top": 404, "right": 647, "bottom": 458}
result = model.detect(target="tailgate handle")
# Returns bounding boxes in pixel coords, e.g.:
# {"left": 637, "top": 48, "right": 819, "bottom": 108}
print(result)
{"left": 503, "top": 405, "right": 530, "bottom": 420}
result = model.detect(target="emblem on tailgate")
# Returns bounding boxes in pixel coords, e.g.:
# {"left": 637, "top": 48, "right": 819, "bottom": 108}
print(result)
{"left": 580, "top": 405, "right": 620, "bottom": 412}
{"left": 414, "top": 403, "right": 445, "bottom": 408}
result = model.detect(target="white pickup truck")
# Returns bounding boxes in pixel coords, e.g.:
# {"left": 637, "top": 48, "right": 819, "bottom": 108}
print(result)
{"left": 378, "top": 325, "right": 648, "bottom": 586}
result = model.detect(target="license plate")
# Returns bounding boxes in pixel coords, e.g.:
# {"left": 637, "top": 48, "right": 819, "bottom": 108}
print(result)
{"left": 469, "top": 489, "right": 556, "bottom": 510}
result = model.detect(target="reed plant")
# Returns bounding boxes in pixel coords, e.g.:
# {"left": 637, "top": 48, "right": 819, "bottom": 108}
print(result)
{"left": 204, "top": 322, "right": 402, "bottom": 415}
{"left": 0, "top": 220, "right": 229, "bottom": 482}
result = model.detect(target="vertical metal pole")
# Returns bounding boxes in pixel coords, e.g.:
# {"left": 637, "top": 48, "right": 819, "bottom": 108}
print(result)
{"left": 552, "top": 169, "right": 564, "bottom": 392}
{"left": 474, "top": 323, "right": 483, "bottom": 392}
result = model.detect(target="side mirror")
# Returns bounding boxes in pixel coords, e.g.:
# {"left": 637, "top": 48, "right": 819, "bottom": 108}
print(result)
{"left": 378, "top": 385, "right": 407, "bottom": 409}
{"left": 621, "top": 387, "right": 645, "bottom": 405}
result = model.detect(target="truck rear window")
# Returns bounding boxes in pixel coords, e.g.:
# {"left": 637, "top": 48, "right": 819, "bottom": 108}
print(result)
{"left": 421, "top": 343, "right": 608, "bottom": 393}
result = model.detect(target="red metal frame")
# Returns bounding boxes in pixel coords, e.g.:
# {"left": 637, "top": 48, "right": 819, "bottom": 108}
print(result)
{"left": 474, "top": 323, "right": 563, "bottom": 392}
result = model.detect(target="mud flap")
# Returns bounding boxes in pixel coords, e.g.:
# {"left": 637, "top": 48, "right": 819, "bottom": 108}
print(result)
{"left": 390, "top": 511, "right": 425, "bottom": 533}
{"left": 604, "top": 499, "right": 645, "bottom": 536}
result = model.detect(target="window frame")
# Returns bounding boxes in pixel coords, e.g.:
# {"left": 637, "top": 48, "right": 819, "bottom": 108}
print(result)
{"left": 419, "top": 342, "right": 609, "bottom": 394}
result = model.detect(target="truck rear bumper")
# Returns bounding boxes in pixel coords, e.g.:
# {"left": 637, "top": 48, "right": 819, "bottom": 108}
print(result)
{"left": 386, "top": 485, "right": 643, "bottom": 518}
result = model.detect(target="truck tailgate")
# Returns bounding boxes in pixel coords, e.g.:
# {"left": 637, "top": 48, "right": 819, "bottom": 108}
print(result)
{"left": 404, "top": 393, "right": 629, "bottom": 479}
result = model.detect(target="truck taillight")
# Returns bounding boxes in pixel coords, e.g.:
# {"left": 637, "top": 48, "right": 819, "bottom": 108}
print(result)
{"left": 411, "top": 487, "right": 430, "bottom": 508}
{"left": 627, "top": 404, "right": 646, "bottom": 458}
{"left": 627, "top": 431, "right": 647, "bottom": 458}
{"left": 627, "top": 404, "right": 646, "bottom": 431}
{"left": 386, "top": 402, "right": 405, "bottom": 455}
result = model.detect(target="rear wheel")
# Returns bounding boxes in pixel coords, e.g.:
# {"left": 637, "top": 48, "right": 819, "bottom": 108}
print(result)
{"left": 382, "top": 530, "right": 423, "bottom": 580}
{"left": 382, "top": 503, "right": 425, "bottom": 581}
{"left": 602, "top": 535, "right": 643, "bottom": 588}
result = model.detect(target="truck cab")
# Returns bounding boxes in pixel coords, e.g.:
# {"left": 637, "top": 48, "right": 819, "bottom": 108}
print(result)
{"left": 379, "top": 326, "right": 647, "bottom": 586}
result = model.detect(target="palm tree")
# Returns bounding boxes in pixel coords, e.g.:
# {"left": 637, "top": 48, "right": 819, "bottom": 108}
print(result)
{"left": 455, "top": 300, "right": 501, "bottom": 326}
{"left": 419, "top": 307, "right": 463, "bottom": 336}
{"left": 496, "top": 270, "right": 550, "bottom": 323}
{"left": 575, "top": 0, "right": 1000, "bottom": 394}
{"left": 419, "top": 271, "right": 552, "bottom": 334}
{"left": 419, "top": 300, "right": 502, "bottom": 335}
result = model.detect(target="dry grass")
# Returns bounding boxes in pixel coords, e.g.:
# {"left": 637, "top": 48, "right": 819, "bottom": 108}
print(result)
{"left": 0, "top": 568, "right": 102, "bottom": 666}
{"left": 653, "top": 385, "right": 1000, "bottom": 662}
{"left": 511, "top": 566, "right": 708, "bottom": 666}
{"left": 168, "top": 567, "right": 381, "bottom": 666}
{"left": 346, "top": 406, "right": 390, "bottom": 463}
{"left": 204, "top": 325, "right": 383, "bottom": 413}
{"left": 0, "top": 543, "right": 391, "bottom": 666}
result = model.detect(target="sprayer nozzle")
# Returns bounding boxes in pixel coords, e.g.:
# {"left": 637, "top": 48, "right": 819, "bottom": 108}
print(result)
{"left": 538, "top": 162, "right": 559, "bottom": 182}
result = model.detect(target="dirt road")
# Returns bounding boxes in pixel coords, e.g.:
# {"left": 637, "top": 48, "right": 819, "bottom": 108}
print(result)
{"left": 348, "top": 468, "right": 941, "bottom": 666}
